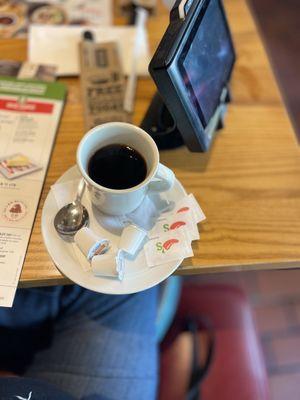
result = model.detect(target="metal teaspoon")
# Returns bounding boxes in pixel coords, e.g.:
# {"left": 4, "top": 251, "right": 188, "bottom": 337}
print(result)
{"left": 54, "top": 178, "right": 89, "bottom": 240}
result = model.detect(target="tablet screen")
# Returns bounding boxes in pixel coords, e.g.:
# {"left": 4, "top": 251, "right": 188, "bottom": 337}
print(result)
{"left": 180, "top": 0, "right": 234, "bottom": 125}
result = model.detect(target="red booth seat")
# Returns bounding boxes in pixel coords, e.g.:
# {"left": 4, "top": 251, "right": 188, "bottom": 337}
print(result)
{"left": 159, "top": 284, "right": 270, "bottom": 400}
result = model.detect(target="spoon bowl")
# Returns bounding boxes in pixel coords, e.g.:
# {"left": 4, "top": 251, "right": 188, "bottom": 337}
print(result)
{"left": 54, "top": 179, "right": 89, "bottom": 240}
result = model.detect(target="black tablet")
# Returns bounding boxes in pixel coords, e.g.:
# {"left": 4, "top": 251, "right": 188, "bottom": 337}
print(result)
{"left": 148, "top": 0, "right": 235, "bottom": 151}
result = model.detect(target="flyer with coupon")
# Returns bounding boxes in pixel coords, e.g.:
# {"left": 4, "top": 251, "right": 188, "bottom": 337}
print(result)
{"left": 0, "top": 76, "right": 66, "bottom": 307}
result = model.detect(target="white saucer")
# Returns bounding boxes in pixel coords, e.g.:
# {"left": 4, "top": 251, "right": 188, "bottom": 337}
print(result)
{"left": 41, "top": 165, "right": 187, "bottom": 294}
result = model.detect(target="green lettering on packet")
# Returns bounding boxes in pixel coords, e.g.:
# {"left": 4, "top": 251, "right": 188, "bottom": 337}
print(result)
{"left": 155, "top": 242, "right": 165, "bottom": 253}
{"left": 163, "top": 223, "right": 169, "bottom": 232}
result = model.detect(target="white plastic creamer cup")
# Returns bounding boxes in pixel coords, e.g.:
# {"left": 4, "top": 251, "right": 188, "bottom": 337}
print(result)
{"left": 119, "top": 224, "right": 148, "bottom": 257}
{"left": 74, "top": 227, "right": 110, "bottom": 261}
{"left": 91, "top": 253, "right": 118, "bottom": 278}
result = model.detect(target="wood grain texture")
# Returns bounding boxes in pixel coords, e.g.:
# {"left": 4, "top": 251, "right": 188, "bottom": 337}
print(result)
{"left": 1, "top": 0, "right": 299, "bottom": 286}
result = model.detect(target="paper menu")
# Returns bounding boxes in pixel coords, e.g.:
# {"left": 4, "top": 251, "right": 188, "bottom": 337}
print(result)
{"left": 29, "top": 25, "right": 150, "bottom": 76}
{"left": 0, "top": 0, "right": 112, "bottom": 39}
{"left": 0, "top": 76, "right": 66, "bottom": 307}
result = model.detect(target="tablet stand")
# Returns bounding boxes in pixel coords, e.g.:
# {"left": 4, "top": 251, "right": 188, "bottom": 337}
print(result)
{"left": 140, "top": 92, "right": 184, "bottom": 150}
{"left": 141, "top": 89, "right": 231, "bottom": 150}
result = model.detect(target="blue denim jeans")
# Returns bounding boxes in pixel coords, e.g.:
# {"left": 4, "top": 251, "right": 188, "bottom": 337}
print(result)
{"left": 0, "top": 285, "right": 158, "bottom": 400}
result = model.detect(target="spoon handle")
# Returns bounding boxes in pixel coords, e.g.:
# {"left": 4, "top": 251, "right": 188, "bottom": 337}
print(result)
{"left": 75, "top": 178, "right": 86, "bottom": 204}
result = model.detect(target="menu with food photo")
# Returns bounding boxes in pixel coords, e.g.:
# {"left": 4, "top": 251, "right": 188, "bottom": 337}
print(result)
{"left": 0, "top": 76, "right": 66, "bottom": 307}
{"left": 0, "top": 0, "right": 112, "bottom": 38}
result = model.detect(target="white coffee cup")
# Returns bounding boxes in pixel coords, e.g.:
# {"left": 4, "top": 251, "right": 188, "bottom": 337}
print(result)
{"left": 77, "top": 122, "right": 175, "bottom": 215}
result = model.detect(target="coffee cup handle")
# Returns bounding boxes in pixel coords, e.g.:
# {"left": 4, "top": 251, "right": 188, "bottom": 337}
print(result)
{"left": 148, "top": 163, "right": 175, "bottom": 193}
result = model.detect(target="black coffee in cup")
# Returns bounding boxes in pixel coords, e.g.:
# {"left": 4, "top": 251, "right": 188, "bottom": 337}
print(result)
{"left": 88, "top": 144, "right": 147, "bottom": 190}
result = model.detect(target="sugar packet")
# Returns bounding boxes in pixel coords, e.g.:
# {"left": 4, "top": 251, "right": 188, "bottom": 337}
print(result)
{"left": 150, "top": 211, "right": 199, "bottom": 241}
{"left": 173, "top": 194, "right": 206, "bottom": 223}
{"left": 144, "top": 229, "right": 193, "bottom": 267}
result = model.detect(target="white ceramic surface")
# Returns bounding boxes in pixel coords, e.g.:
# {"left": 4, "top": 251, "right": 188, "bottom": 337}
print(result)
{"left": 76, "top": 123, "right": 175, "bottom": 215}
{"left": 41, "top": 165, "right": 187, "bottom": 294}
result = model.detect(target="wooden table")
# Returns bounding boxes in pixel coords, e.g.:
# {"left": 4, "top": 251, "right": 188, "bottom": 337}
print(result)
{"left": 2, "top": 0, "right": 299, "bottom": 287}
